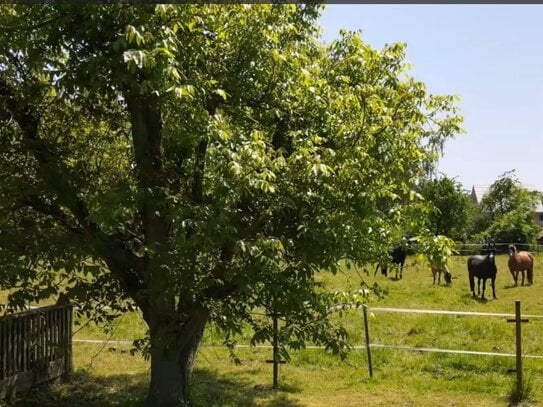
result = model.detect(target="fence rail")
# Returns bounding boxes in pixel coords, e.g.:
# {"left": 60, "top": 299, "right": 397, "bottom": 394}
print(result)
{"left": 0, "top": 305, "right": 72, "bottom": 399}
{"left": 369, "top": 306, "right": 543, "bottom": 319}
{"left": 369, "top": 343, "right": 543, "bottom": 359}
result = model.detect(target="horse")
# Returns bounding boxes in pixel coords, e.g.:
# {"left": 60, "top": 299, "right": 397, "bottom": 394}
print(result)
{"left": 508, "top": 244, "right": 534, "bottom": 286}
{"left": 467, "top": 243, "right": 497, "bottom": 300}
{"left": 431, "top": 263, "right": 452, "bottom": 285}
{"left": 374, "top": 246, "right": 407, "bottom": 279}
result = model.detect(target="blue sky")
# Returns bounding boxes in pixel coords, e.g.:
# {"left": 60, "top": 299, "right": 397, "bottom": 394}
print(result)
{"left": 319, "top": 5, "right": 543, "bottom": 195}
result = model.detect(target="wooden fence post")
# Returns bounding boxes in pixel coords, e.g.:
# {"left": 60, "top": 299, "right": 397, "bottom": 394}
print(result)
{"left": 516, "top": 300, "right": 522, "bottom": 395}
{"left": 507, "top": 299, "right": 529, "bottom": 397}
{"left": 272, "top": 313, "right": 279, "bottom": 388}
{"left": 265, "top": 312, "right": 285, "bottom": 389}
{"left": 362, "top": 304, "right": 373, "bottom": 378}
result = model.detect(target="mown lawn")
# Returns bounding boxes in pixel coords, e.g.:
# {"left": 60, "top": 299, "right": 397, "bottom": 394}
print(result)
{"left": 3, "top": 254, "right": 543, "bottom": 406}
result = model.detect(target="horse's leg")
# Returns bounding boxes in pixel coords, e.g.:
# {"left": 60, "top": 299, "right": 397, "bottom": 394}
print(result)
{"left": 512, "top": 271, "right": 518, "bottom": 286}
{"left": 477, "top": 277, "right": 482, "bottom": 296}
{"left": 374, "top": 264, "right": 379, "bottom": 277}
{"left": 491, "top": 277, "right": 497, "bottom": 299}
{"left": 521, "top": 270, "right": 525, "bottom": 286}
{"left": 481, "top": 278, "right": 487, "bottom": 300}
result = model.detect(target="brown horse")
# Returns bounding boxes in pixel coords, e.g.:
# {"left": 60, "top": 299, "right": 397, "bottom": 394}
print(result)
{"left": 508, "top": 244, "right": 534, "bottom": 286}
{"left": 431, "top": 263, "right": 452, "bottom": 285}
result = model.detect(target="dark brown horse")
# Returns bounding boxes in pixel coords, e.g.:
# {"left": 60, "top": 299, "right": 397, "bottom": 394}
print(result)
{"left": 467, "top": 243, "right": 497, "bottom": 300}
{"left": 508, "top": 244, "right": 534, "bottom": 286}
{"left": 374, "top": 246, "right": 406, "bottom": 279}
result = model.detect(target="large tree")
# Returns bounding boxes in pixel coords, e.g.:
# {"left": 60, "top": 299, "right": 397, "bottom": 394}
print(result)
{"left": 0, "top": 5, "right": 461, "bottom": 405}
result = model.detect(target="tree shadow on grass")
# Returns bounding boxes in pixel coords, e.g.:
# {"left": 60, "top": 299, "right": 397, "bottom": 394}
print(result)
{"left": 4, "top": 370, "right": 147, "bottom": 407}
{"left": 3, "top": 368, "right": 303, "bottom": 407}
{"left": 193, "top": 368, "right": 303, "bottom": 407}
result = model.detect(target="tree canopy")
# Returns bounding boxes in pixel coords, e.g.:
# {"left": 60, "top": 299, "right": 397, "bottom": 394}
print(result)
{"left": 0, "top": 5, "right": 462, "bottom": 405}
{"left": 418, "top": 176, "right": 472, "bottom": 241}
{"left": 473, "top": 171, "right": 539, "bottom": 244}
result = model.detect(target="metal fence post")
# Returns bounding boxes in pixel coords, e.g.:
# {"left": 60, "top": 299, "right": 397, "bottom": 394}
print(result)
{"left": 362, "top": 304, "right": 373, "bottom": 378}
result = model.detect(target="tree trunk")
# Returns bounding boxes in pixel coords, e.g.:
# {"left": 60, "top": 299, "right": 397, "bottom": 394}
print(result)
{"left": 144, "top": 308, "right": 208, "bottom": 407}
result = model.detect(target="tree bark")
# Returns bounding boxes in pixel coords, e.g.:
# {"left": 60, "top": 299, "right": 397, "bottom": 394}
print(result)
{"left": 144, "top": 307, "right": 208, "bottom": 407}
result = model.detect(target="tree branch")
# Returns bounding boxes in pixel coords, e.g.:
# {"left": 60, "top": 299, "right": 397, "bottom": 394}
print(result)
{"left": 21, "top": 195, "right": 84, "bottom": 235}
{"left": 0, "top": 76, "right": 146, "bottom": 302}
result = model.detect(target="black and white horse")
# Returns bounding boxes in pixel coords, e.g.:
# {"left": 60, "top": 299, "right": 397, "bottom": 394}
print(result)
{"left": 375, "top": 246, "right": 407, "bottom": 279}
{"left": 467, "top": 243, "right": 497, "bottom": 300}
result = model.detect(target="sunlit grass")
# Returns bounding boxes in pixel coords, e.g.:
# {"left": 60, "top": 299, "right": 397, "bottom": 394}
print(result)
{"left": 4, "top": 254, "right": 543, "bottom": 406}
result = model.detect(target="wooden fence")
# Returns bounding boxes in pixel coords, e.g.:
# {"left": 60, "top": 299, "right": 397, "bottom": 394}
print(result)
{"left": 0, "top": 305, "right": 72, "bottom": 399}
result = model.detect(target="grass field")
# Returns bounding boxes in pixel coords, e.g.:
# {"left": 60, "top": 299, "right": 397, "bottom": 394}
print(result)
{"left": 4, "top": 254, "right": 543, "bottom": 406}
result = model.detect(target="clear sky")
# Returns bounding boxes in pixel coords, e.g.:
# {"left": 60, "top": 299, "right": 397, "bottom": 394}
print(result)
{"left": 319, "top": 5, "right": 543, "bottom": 195}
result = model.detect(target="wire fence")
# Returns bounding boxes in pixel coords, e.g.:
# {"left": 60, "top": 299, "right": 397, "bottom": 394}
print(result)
{"left": 453, "top": 243, "right": 543, "bottom": 255}
{"left": 362, "top": 301, "right": 542, "bottom": 396}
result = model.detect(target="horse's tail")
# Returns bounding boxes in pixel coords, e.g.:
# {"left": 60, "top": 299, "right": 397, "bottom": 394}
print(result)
{"left": 467, "top": 260, "right": 475, "bottom": 294}
{"left": 528, "top": 253, "right": 534, "bottom": 284}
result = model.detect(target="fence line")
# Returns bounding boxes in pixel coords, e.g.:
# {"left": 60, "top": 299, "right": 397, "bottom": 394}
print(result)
{"left": 369, "top": 343, "right": 543, "bottom": 359}
{"left": 70, "top": 339, "right": 543, "bottom": 360}
{"left": 369, "top": 306, "right": 543, "bottom": 319}
{"left": 452, "top": 243, "right": 543, "bottom": 255}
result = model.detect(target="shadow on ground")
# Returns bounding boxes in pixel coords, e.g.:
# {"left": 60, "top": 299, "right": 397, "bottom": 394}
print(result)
{"left": 2, "top": 368, "right": 303, "bottom": 407}
{"left": 193, "top": 368, "right": 303, "bottom": 407}
{"left": 3, "top": 370, "right": 147, "bottom": 407}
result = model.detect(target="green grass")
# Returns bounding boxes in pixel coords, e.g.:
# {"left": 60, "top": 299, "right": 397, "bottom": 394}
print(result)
{"left": 4, "top": 254, "right": 543, "bottom": 406}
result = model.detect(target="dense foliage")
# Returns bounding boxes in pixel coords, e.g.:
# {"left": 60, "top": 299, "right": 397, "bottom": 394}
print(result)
{"left": 473, "top": 171, "right": 539, "bottom": 244}
{"left": 0, "top": 5, "right": 461, "bottom": 405}
{"left": 418, "top": 176, "right": 472, "bottom": 240}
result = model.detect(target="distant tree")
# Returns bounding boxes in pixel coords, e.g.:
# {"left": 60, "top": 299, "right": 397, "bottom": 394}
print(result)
{"left": 480, "top": 171, "right": 532, "bottom": 219}
{"left": 474, "top": 171, "right": 539, "bottom": 244}
{"left": 485, "top": 209, "right": 539, "bottom": 244}
{"left": 418, "top": 176, "right": 472, "bottom": 240}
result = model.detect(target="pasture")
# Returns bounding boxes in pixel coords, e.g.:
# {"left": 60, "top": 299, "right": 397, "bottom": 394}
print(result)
{"left": 3, "top": 253, "right": 543, "bottom": 406}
